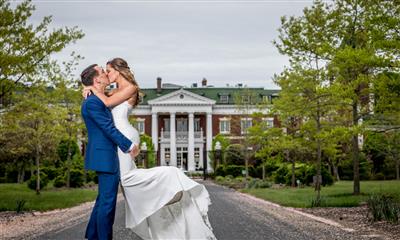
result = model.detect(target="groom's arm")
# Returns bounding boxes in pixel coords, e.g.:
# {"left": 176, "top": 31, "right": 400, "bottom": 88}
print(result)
{"left": 85, "top": 98, "right": 134, "bottom": 153}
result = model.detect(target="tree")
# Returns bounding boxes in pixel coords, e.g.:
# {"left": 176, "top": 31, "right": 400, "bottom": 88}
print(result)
{"left": 273, "top": 0, "right": 400, "bottom": 195}
{"left": 0, "top": 0, "right": 84, "bottom": 105}
{"left": 1, "top": 85, "right": 64, "bottom": 193}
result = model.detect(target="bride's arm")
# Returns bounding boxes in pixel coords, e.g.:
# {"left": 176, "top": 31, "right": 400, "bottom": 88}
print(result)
{"left": 88, "top": 84, "right": 137, "bottom": 107}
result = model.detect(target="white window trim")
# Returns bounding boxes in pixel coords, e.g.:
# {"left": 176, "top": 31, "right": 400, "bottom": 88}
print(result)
{"left": 220, "top": 95, "right": 229, "bottom": 103}
{"left": 135, "top": 118, "right": 145, "bottom": 134}
{"left": 219, "top": 117, "right": 231, "bottom": 134}
{"left": 240, "top": 118, "right": 252, "bottom": 134}
{"left": 262, "top": 117, "right": 274, "bottom": 128}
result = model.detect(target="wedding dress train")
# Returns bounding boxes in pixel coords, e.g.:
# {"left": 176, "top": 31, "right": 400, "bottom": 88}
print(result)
{"left": 112, "top": 101, "right": 216, "bottom": 240}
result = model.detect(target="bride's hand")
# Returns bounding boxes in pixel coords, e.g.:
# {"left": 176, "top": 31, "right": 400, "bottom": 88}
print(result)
{"left": 82, "top": 86, "right": 96, "bottom": 99}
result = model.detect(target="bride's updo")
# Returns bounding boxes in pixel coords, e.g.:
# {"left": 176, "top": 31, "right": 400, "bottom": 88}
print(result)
{"left": 107, "top": 57, "right": 140, "bottom": 107}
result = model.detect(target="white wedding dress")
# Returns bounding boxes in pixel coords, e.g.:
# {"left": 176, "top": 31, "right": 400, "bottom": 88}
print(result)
{"left": 111, "top": 101, "right": 217, "bottom": 240}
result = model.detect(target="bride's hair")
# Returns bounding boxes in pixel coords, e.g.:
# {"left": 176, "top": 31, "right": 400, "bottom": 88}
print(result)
{"left": 107, "top": 57, "right": 140, "bottom": 107}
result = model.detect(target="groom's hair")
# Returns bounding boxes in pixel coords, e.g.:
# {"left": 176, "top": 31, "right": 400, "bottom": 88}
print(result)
{"left": 81, "top": 64, "right": 98, "bottom": 86}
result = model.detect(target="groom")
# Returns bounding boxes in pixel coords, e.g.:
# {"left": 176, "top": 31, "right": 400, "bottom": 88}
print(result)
{"left": 80, "top": 64, "right": 139, "bottom": 240}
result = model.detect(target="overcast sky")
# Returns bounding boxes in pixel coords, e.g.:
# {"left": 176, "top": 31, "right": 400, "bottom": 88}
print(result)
{"left": 28, "top": 0, "right": 313, "bottom": 89}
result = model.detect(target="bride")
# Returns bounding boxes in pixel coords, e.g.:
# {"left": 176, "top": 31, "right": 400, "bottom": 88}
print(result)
{"left": 84, "top": 57, "right": 216, "bottom": 240}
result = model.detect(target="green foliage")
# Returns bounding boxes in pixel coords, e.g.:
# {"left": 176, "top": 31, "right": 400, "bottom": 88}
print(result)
{"left": 367, "top": 194, "right": 400, "bottom": 223}
{"left": 86, "top": 170, "right": 98, "bottom": 184}
{"left": 69, "top": 169, "right": 84, "bottom": 188}
{"left": 273, "top": 165, "right": 289, "bottom": 184}
{"left": 27, "top": 172, "right": 48, "bottom": 191}
{"left": 339, "top": 155, "right": 372, "bottom": 181}
{"left": 247, "top": 178, "right": 272, "bottom": 189}
{"left": 273, "top": 0, "right": 400, "bottom": 195}
{"left": 40, "top": 166, "right": 59, "bottom": 181}
{"left": 53, "top": 175, "right": 66, "bottom": 188}
{"left": 139, "top": 134, "right": 156, "bottom": 168}
{"left": 214, "top": 165, "right": 225, "bottom": 177}
{"left": 0, "top": 0, "right": 84, "bottom": 101}
{"left": 225, "top": 144, "right": 245, "bottom": 165}
{"left": 224, "top": 165, "right": 245, "bottom": 177}
{"left": 57, "top": 139, "right": 80, "bottom": 163}
{"left": 15, "top": 199, "right": 26, "bottom": 213}
{"left": 310, "top": 196, "right": 327, "bottom": 208}
{"left": 0, "top": 183, "right": 97, "bottom": 211}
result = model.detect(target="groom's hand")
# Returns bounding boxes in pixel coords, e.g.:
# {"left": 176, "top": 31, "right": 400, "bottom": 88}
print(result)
{"left": 129, "top": 145, "right": 140, "bottom": 158}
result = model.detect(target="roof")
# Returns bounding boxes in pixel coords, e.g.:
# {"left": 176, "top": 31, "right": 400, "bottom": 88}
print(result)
{"left": 139, "top": 87, "right": 280, "bottom": 105}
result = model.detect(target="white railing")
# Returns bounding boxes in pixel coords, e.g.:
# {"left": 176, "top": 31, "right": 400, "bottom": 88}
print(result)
{"left": 161, "top": 130, "right": 203, "bottom": 140}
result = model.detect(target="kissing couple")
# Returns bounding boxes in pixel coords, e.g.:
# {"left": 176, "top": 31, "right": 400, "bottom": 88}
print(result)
{"left": 80, "top": 58, "right": 216, "bottom": 240}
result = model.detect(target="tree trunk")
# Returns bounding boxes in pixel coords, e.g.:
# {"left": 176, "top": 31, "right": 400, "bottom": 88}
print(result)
{"left": 333, "top": 165, "right": 340, "bottom": 181}
{"left": 291, "top": 156, "right": 296, "bottom": 188}
{"left": 352, "top": 102, "right": 360, "bottom": 195}
{"left": 396, "top": 157, "right": 399, "bottom": 180}
{"left": 35, "top": 146, "right": 41, "bottom": 195}
{"left": 262, "top": 164, "right": 265, "bottom": 180}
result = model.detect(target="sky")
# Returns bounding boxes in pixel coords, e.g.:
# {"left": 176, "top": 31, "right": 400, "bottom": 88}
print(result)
{"left": 27, "top": 0, "right": 313, "bottom": 89}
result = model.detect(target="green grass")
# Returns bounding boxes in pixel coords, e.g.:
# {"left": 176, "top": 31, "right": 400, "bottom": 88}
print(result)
{"left": 240, "top": 180, "right": 400, "bottom": 208}
{"left": 0, "top": 182, "right": 98, "bottom": 212}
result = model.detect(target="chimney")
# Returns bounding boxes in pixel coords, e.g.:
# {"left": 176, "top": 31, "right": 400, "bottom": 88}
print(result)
{"left": 157, "top": 77, "right": 162, "bottom": 93}
{"left": 201, "top": 78, "right": 207, "bottom": 87}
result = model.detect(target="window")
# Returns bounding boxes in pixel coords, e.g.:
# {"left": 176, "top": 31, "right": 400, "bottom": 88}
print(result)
{"left": 219, "top": 118, "right": 231, "bottom": 134}
{"left": 262, "top": 95, "right": 270, "bottom": 103}
{"left": 165, "top": 148, "right": 170, "bottom": 165}
{"left": 194, "top": 147, "right": 200, "bottom": 169}
{"left": 241, "top": 118, "right": 252, "bottom": 134}
{"left": 138, "top": 94, "right": 144, "bottom": 104}
{"left": 164, "top": 118, "right": 170, "bottom": 131}
{"left": 194, "top": 118, "right": 201, "bottom": 131}
{"left": 134, "top": 118, "right": 145, "bottom": 134}
{"left": 220, "top": 95, "right": 229, "bottom": 103}
{"left": 242, "top": 95, "right": 250, "bottom": 104}
{"left": 262, "top": 117, "right": 274, "bottom": 128}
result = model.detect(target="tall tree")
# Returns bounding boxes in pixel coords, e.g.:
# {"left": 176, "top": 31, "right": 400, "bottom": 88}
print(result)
{"left": 0, "top": 0, "right": 83, "bottom": 105}
{"left": 274, "top": 0, "right": 400, "bottom": 194}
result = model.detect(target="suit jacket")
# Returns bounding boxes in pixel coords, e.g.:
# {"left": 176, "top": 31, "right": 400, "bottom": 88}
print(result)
{"left": 81, "top": 95, "right": 132, "bottom": 173}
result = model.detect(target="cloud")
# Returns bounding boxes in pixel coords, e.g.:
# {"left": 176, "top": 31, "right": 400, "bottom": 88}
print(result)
{"left": 27, "top": 1, "right": 311, "bottom": 88}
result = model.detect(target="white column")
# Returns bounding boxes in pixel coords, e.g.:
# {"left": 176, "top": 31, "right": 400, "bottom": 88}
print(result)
{"left": 188, "top": 112, "right": 195, "bottom": 171}
{"left": 151, "top": 112, "right": 158, "bottom": 151}
{"left": 206, "top": 112, "right": 213, "bottom": 171}
{"left": 170, "top": 112, "right": 176, "bottom": 167}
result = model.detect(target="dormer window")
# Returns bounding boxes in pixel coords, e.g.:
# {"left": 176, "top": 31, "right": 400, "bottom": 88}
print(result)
{"left": 220, "top": 95, "right": 229, "bottom": 103}
{"left": 242, "top": 95, "right": 250, "bottom": 104}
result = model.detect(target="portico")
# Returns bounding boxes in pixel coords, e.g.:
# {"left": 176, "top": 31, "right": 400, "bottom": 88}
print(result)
{"left": 148, "top": 89, "right": 215, "bottom": 172}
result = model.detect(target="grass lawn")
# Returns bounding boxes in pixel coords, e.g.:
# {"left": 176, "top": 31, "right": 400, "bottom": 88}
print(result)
{"left": 0, "top": 182, "right": 98, "bottom": 212}
{"left": 240, "top": 180, "right": 400, "bottom": 208}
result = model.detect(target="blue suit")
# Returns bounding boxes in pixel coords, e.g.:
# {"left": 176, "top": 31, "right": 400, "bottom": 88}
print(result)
{"left": 81, "top": 95, "right": 132, "bottom": 240}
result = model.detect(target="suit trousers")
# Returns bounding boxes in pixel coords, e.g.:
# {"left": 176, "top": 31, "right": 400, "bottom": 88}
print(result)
{"left": 85, "top": 171, "right": 120, "bottom": 240}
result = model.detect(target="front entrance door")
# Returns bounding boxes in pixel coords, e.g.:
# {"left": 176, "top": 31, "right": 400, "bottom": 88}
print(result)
{"left": 177, "top": 147, "right": 188, "bottom": 170}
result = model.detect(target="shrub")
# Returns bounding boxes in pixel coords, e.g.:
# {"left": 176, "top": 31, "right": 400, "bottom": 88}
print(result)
{"left": 41, "top": 166, "right": 59, "bottom": 180}
{"left": 372, "top": 172, "right": 385, "bottom": 180}
{"left": 247, "top": 178, "right": 272, "bottom": 189}
{"left": 86, "top": 170, "right": 98, "bottom": 184}
{"left": 225, "top": 165, "right": 245, "bottom": 177}
{"left": 27, "top": 172, "right": 49, "bottom": 190}
{"left": 215, "top": 176, "right": 225, "bottom": 182}
{"left": 53, "top": 175, "right": 66, "bottom": 188}
{"left": 215, "top": 165, "right": 225, "bottom": 177}
{"left": 273, "top": 165, "right": 289, "bottom": 184}
{"left": 225, "top": 144, "right": 245, "bottom": 165}
{"left": 304, "top": 165, "right": 334, "bottom": 186}
{"left": 367, "top": 194, "right": 400, "bottom": 223}
{"left": 69, "top": 169, "right": 85, "bottom": 188}
{"left": 310, "top": 196, "right": 327, "bottom": 208}
{"left": 15, "top": 199, "right": 26, "bottom": 213}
